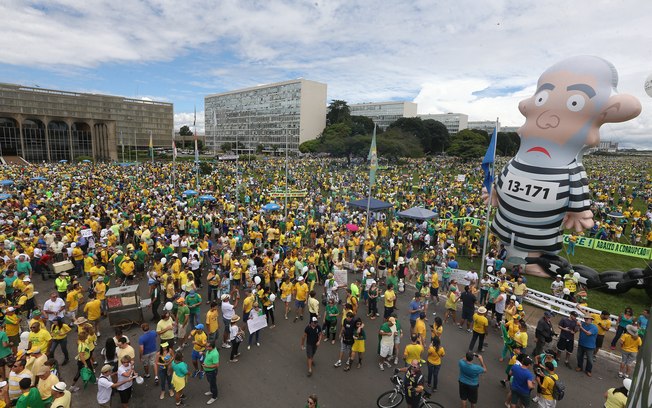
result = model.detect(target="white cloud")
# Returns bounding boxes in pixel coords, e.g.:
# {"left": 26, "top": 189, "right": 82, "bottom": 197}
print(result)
{"left": 174, "top": 111, "right": 205, "bottom": 134}
{"left": 2, "top": 0, "right": 652, "bottom": 148}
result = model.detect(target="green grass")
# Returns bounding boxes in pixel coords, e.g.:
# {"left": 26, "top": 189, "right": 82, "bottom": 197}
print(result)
{"left": 455, "top": 252, "right": 652, "bottom": 314}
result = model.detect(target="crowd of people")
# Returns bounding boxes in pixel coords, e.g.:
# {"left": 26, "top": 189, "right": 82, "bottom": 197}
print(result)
{"left": 0, "top": 155, "right": 648, "bottom": 407}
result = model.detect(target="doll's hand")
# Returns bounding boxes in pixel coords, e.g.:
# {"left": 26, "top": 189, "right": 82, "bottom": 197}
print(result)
{"left": 563, "top": 210, "right": 594, "bottom": 232}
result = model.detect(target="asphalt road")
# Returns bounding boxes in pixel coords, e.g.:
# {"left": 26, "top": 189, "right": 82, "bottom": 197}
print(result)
{"left": 37, "top": 274, "right": 625, "bottom": 408}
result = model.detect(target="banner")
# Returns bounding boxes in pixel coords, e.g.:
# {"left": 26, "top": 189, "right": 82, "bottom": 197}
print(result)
{"left": 561, "top": 234, "right": 596, "bottom": 250}
{"left": 333, "top": 268, "right": 348, "bottom": 288}
{"left": 247, "top": 313, "right": 268, "bottom": 333}
{"left": 563, "top": 234, "right": 652, "bottom": 259}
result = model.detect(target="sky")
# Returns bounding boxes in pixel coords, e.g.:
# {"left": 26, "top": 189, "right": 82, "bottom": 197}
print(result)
{"left": 1, "top": 0, "right": 651, "bottom": 148}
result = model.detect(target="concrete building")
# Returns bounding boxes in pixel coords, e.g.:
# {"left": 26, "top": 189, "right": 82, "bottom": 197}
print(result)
{"left": 418, "top": 113, "right": 468, "bottom": 134}
{"left": 597, "top": 140, "right": 619, "bottom": 152}
{"left": 468, "top": 120, "right": 501, "bottom": 134}
{"left": 349, "top": 101, "right": 417, "bottom": 130}
{"left": 0, "top": 83, "right": 173, "bottom": 162}
{"left": 205, "top": 79, "right": 327, "bottom": 154}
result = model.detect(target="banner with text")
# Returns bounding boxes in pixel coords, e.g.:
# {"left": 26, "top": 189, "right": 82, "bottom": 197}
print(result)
{"left": 563, "top": 234, "right": 652, "bottom": 259}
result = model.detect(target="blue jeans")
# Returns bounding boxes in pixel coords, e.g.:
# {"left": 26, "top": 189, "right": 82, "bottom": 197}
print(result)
{"left": 205, "top": 369, "right": 218, "bottom": 398}
{"left": 189, "top": 311, "right": 200, "bottom": 328}
{"left": 577, "top": 345, "right": 594, "bottom": 373}
{"left": 157, "top": 364, "right": 172, "bottom": 391}
{"left": 49, "top": 338, "right": 69, "bottom": 362}
{"left": 427, "top": 363, "right": 441, "bottom": 389}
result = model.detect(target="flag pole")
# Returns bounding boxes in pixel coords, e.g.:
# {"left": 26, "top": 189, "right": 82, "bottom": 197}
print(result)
{"left": 364, "top": 123, "right": 378, "bottom": 240}
{"left": 120, "top": 131, "right": 125, "bottom": 163}
{"left": 194, "top": 107, "right": 199, "bottom": 191}
{"left": 479, "top": 118, "right": 499, "bottom": 285}
{"left": 134, "top": 129, "right": 138, "bottom": 164}
{"left": 149, "top": 130, "right": 154, "bottom": 164}
{"left": 172, "top": 130, "right": 177, "bottom": 190}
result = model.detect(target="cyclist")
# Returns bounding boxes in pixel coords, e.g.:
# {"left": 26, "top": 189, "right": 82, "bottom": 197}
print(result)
{"left": 396, "top": 359, "right": 425, "bottom": 408}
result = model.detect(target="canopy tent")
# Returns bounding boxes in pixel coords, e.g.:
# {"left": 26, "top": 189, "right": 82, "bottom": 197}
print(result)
{"left": 0, "top": 194, "right": 11, "bottom": 200}
{"left": 0, "top": 180, "right": 14, "bottom": 186}
{"left": 262, "top": 202, "right": 281, "bottom": 211}
{"left": 347, "top": 197, "right": 394, "bottom": 211}
{"left": 198, "top": 195, "right": 216, "bottom": 202}
{"left": 396, "top": 207, "right": 438, "bottom": 221}
{"left": 31, "top": 176, "right": 46, "bottom": 181}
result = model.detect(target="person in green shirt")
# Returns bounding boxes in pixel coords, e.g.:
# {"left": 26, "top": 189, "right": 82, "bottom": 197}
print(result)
{"left": 176, "top": 298, "right": 190, "bottom": 350}
{"left": 185, "top": 290, "right": 203, "bottom": 328}
{"left": 322, "top": 299, "right": 339, "bottom": 344}
{"left": 0, "top": 325, "right": 11, "bottom": 359}
{"left": 202, "top": 340, "right": 220, "bottom": 404}
{"left": 16, "top": 378, "right": 44, "bottom": 408}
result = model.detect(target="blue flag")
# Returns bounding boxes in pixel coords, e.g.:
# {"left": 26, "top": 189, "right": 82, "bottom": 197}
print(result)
{"left": 481, "top": 127, "right": 497, "bottom": 194}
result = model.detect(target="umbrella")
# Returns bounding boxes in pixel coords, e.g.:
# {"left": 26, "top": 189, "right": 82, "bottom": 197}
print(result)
{"left": 31, "top": 176, "right": 46, "bottom": 181}
{"left": 396, "top": 207, "right": 438, "bottom": 221}
{"left": 199, "top": 195, "right": 216, "bottom": 202}
{"left": 182, "top": 190, "right": 198, "bottom": 196}
{"left": 262, "top": 202, "right": 281, "bottom": 211}
{"left": 607, "top": 211, "right": 624, "bottom": 218}
{"left": 0, "top": 180, "right": 14, "bottom": 186}
{"left": 59, "top": 160, "right": 68, "bottom": 163}
{"left": 0, "top": 193, "right": 11, "bottom": 200}
{"left": 345, "top": 223, "right": 359, "bottom": 232}
{"left": 82, "top": 159, "right": 92, "bottom": 163}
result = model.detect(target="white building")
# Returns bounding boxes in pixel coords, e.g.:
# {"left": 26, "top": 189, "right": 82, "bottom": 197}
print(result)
{"left": 349, "top": 101, "right": 417, "bottom": 130}
{"left": 468, "top": 120, "right": 501, "bottom": 134}
{"left": 205, "top": 79, "right": 327, "bottom": 154}
{"left": 418, "top": 113, "right": 468, "bottom": 134}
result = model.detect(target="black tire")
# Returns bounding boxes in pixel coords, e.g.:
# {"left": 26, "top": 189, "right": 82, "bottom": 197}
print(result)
{"left": 626, "top": 269, "right": 647, "bottom": 289}
{"left": 377, "top": 390, "right": 404, "bottom": 408}
{"left": 572, "top": 265, "right": 601, "bottom": 289}
{"left": 420, "top": 400, "right": 445, "bottom": 408}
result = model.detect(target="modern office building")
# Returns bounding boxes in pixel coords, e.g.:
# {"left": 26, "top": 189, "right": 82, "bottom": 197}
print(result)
{"left": 0, "top": 83, "right": 173, "bottom": 162}
{"left": 468, "top": 120, "right": 501, "bottom": 133}
{"left": 349, "top": 101, "right": 417, "bottom": 130}
{"left": 205, "top": 79, "right": 327, "bottom": 154}
{"left": 418, "top": 113, "right": 468, "bottom": 134}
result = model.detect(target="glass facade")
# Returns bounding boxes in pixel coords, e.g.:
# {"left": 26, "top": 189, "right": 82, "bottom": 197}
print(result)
{"left": 349, "top": 102, "right": 417, "bottom": 129}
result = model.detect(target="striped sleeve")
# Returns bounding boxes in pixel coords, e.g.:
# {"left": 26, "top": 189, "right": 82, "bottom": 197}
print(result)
{"left": 567, "top": 163, "right": 591, "bottom": 212}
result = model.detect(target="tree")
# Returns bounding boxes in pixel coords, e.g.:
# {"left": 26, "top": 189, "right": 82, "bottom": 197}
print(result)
{"left": 446, "top": 129, "right": 489, "bottom": 161}
{"left": 221, "top": 142, "right": 233, "bottom": 152}
{"left": 422, "top": 119, "right": 450, "bottom": 154}
{"left": 350, "top": 115, "right": 377, "bottom": 136}
{"left": 179, "top": 125, "right": 193, "bottom": 136}
{"left": 387, "top": 117, "right": 431, "bottom": 153}
{"left": 496, "top": 131, "right": 521, "bottom": 156}
{"left": 256, "top": 144, "right": 264, "bottom": 154}
{"left": 326, "top": 100, "right": 351, "bottom": 125}
{"left": 299, "top": 139, "right": 320, "bottom": 153}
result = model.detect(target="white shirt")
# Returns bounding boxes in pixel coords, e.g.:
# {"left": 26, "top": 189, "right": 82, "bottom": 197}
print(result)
{"left": 221, "top": 302, "right": 235, "bottom": 320}
{"left": 116, "top": 364, "right": 133, "bottom": 391}
{"left": 171, "top": 234, "right": 180, "bottom": 247}
{"left": 97, "top": 375, "right": 114, "bottom": 403}
{"left": 229, "top": 324, "right": 239, "bottom": 341}
{"left": 43, "top": 297, "right": 66, "bottom": 320}
{"left": 465, "top": 271, "right": 479, "bottom": 283}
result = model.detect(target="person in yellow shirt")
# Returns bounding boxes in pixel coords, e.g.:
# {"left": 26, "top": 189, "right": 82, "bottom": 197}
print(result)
{"left": 49, "top": 317, "right": 72, "bottom": 365}
{"left": 4, "top": 307, "right": 21, "bottom": 353}
{"left": 513, "top": 320, "right": 529, "bottom": 352}
{"left": 83, "top": 293, "right": 102, "bottom": 337}
{"left": 93, "top": 277, "right": 107, "bottom": 317}
{"left": 403, "top": 334, "right": 424, "bottom": 365}
{"left": 293, "top": 277, "right": 309, "bottom": 321}
{"left": 28, "top": 322, "right": 52, "bottom": 353}
{"left": 618, "top": 325, "right": 642, "bottom": 378}
{"left": 242, "top": 289, "right": 256, "bottom": 321}
{"left": 190, "top": 324, "right": 208, "bottom": 378}
{"left": 535, "top": 362, "right": 558, "bottom": 404}
{"left": 119, "top": 256, "right": 135, "bottom": 282}
{"left": 205, "top": 301, "right": 219, "bottom": 344}
{"left": 65, "top": 283, "right": 83, "bottom": 323}
{"left": 383, "top": 284, "right": 397, "bottom": 319}
{"left": 426, "top": 336, "right": 445, "bottom": 391}
{"left": 280, "top": 276, "right": 293, "bottom": 320}
{"left": 469, "top": 307, "right": 489, "bottom": 352}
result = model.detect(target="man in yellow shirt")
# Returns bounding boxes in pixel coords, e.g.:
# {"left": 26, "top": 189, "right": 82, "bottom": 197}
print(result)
{"left": 590, "top": 310, "right": 612, "bottom": 357}
{"left": 414, "top": 312, "right": 427, "bottom": 345}
{"left": 403, "top": 334, "right": 424, "bottom": 364}
{"left": 83, "top": 293, "right": 102, "bottom": 337}
{"left": 383, "top": 283, "right": 397, "bottom": 319}
{"left": 618, "top": 325, "right": 642, "bottom": 379}
{"left": 27, "top": 322, "right": 52, "bottom": 353}
{"left": 190, "top": 324, "right": 208, "bottom": 378}
{"left": 65, "top": 283, "right": 83, "bottom": 323}
{"left": 293, "top": 276, "right": 309, "bottom": 321}
{"left": 205, "top": 302, "right": 219, "bottom": 344}
{"left": 469, "top": 307, "right": 488, "bottom": 352}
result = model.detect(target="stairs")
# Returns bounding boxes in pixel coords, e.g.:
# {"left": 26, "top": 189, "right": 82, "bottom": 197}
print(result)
{"left": 1, "top": 156, "right": 30, "bottom": 165}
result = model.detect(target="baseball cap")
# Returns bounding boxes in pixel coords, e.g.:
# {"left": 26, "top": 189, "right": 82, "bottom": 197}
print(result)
{"left": 544, "top": 311, "right": 554, "bottom": 318}
{"left": 311, "top": 317, "right": 318, "bottom": 322}
{"left": 101, "top": 364, "right": 114, "bottom": 373}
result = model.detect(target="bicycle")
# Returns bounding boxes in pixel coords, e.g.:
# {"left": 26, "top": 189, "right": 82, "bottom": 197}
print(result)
{"left": 377, "top": 369, "right": 444, "bottom": 408}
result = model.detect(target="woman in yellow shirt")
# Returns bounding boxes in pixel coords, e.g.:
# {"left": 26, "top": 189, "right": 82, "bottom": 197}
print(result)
{"left": 426, "top": 337, "right": 445, "bottom": 391}
{"left": 49, "top": 317, "right": 72, "bottom": 365}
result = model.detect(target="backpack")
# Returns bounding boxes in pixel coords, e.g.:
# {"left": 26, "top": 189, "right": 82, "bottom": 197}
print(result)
{"left": 550, "top": 376, "right": 565, "bottom": 401}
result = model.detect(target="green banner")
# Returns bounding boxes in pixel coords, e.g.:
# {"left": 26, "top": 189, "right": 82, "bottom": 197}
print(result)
{"left": 562, "top": 234, "right": 596, "bottom": 250}
{"left": 564, "top": 234, "right": 652, "bottom": 259}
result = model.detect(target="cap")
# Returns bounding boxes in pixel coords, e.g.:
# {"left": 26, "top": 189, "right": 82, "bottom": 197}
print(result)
{"left": 176, "top": 297, "right": 185, "bottom": 303}
{"left": 311, "top": 316, "right": 318, "bottom": 322}
{"left": 22, "top": 277, "right": 31, "bottom": 282}
{"left": 623, "top": 378, "right": 632, "bottom": 391}
{"left": 195, "top": 324, "right": 204, "bottom": 330}
{"left": 555, "top": 275, "right": 561, "bottom": 278}
{"left": 543, "top": 311, "right": 554, "bottom": 318}
{"left": 101, "top": 364, "right": 114, "bottom": 373}
{"left": 160, "top": 342, "right": 169, "bottom": 348}
{"left": 297, "top": 276, "right": 304, "bottom": 281}
{"left": 570, "top": 311, "right": 578, "bottom": 317}
{"left": 52, "top": 382, "right": 67, "bottom": 392}
{"left": 27, "top": 346, "right": 41, "bottom": 354}
{"left": 388, "top": 317, "right": 396, "bottom": 324}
